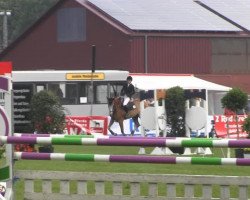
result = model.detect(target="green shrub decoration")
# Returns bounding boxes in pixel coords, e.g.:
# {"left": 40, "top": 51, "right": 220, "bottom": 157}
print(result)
{"left": 221, "top": 88, "right": 248, "bottom": 112}
{"left": 30, "top": 90, "right": 65, "bottom": 134}
{"left": 165, "top": 86, "right": 186, "bottom": 137}
{"left": 0, "top": 146, "right": 5, "bottom": 159}
{"left": 243, "top": 116, "right": 250, "bottom": 137}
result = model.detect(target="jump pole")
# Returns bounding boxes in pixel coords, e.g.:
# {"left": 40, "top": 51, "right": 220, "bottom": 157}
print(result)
{"left": 13, "top": 152, "right": 250, "bottom": 166}
{"left": 1, "top": 136, "right": 250, "bottom": 148}
{"left": 13, "top": 133, "right": 179, "bottom": 139}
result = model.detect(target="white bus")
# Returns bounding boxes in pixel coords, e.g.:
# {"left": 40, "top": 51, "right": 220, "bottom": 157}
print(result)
{"left": 12, "top": 70, "right": 129, "bottom": 132}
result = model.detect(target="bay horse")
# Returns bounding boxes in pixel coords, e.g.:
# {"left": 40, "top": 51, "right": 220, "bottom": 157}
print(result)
{"left": 107, "top": 97, "right": 140, "bottom": 136}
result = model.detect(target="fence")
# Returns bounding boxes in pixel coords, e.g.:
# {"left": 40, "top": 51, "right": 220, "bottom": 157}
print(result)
{"left": 15, "top": 170, "right": 250, "bottom": 200}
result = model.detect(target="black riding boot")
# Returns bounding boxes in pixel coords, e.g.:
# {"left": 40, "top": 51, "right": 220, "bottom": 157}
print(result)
{"left": 123, "top": 105, "right": 128, "bottom": 113}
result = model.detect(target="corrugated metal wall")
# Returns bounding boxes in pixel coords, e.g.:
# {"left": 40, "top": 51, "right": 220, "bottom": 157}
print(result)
{"left": 211, "top": 38, "right": 250, "bottom": 73}
{"left": 146, "top": 37, "right": 211, "bottom": 73}
{"left": 130, "top": 37, "right": 145, "bottom": 72}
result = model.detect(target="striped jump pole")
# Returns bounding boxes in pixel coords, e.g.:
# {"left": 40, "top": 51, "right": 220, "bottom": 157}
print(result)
{"left": 14, "top": 152, "right": 250, "bottom": 166}
{"left": 1, "top": 136, "right": 249, "bottom": 148}
{"left": 14, "top": 133, "right": 107, "bottom": 138}
{"left": 14, "top": 133, "right": 177, "bottom": 139}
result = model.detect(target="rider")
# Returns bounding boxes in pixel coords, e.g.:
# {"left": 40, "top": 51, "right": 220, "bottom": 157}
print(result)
{"left": 120, "top": 76, "right": 135, "bottom": 113}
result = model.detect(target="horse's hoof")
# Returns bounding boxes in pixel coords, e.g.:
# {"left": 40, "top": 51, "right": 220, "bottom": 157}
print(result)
{"left": 110, "top": 132, "right": 117, "bottom": 136}
{"left": 122, "top": 134, "right": 126, "bottom": 136}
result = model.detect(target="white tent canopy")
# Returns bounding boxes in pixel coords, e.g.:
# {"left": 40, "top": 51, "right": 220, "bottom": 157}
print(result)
{"left": 130, "top": 73, "right": 230, "bottom": 91}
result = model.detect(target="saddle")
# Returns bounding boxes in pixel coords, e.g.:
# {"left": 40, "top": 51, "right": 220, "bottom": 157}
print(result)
{"left": 126, "top": 101, "right": 136, "bottom": 111}
{"left": 124, "top": 100, "right": 139, "bottom": 119}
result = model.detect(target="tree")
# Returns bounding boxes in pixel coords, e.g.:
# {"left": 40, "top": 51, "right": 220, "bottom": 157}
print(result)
{"left": 165, "top": 86, "right": 186, "bottom": 137}
{"left": 0, "top": 0, "right": 59, "bottom": 50}
{"left": 221, "top": 87, "right": 248, "bottom": 139}
{"left": 30, "top": 90, "right": 65, "bottom": 134}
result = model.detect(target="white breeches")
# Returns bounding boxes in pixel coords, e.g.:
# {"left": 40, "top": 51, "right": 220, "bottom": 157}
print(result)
{"left": 123, "top": 95, "right": 130, "bottom": 106}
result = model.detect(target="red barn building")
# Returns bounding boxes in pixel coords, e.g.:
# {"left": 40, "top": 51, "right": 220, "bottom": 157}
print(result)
{"left": 0, "top": 0, "right": 250, "bottom": 92}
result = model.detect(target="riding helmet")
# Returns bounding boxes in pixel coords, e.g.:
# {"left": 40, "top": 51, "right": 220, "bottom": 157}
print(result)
{"left": 127, "top": 76, "right": 133, "bottom": 81}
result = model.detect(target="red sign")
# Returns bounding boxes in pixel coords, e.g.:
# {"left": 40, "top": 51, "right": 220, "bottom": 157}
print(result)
{"left": 65, "top": 116, "right": 108, "bottom": 135}
{"left": 213, "top": 115, "right": 248, "bottom": 138}
{"left": 0, "top": 62, "right": 12, "bottom": 75}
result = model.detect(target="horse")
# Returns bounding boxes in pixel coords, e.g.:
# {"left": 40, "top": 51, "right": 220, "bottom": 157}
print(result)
{"left": 107, "top": 97, "right": 140, "bottom": 136}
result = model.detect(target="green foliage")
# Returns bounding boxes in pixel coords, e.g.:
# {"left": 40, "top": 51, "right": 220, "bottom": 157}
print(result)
{"left": 165, "top": 86, "right": 186, "bottom": 137}
{"left": 221, "top": 88, "right": 248, "bottom": 112}
{"left": 221, "top": 87, "right": 248, "bottom": 139}
{"left": 30, "top": 90, "right": 65, "bottom": 134}
{"left": 0, "top": 0, "right": 59, "bottom": 48}
{"left": 243, "top": 115, "right": 250, "bottom": 135}
{"left": 0, "top": 146, "right": 5, "bottom": 159}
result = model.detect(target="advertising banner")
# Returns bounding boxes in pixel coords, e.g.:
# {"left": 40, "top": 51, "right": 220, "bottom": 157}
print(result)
{"left": 214, "top": 115, "right": 248, "bottom": 138}
{"left": 65, "top": 116, "right": 108, "bottom": 135}
{"left": 65, "top": 116, "right": 156, "bottom": 136}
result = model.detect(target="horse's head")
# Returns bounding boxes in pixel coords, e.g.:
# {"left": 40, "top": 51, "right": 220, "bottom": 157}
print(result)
{"left": 113, "top": 97, "right": 123, "bottom": 107}
{"left": 107, "top": 97, "right": 115, "bottom": 116}
{"left": 107, "top": 97, "right": 122, "bottom": 116}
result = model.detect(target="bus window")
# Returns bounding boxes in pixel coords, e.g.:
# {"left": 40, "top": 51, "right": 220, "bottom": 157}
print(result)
{"left": 79, "top": 82, "right": 90, "bottom": 104}
{"left": 36, "top": 84, "right": 46, "bottom": 93}
{"left": 48, "top": 83, "right": 64, "bottom": 99}
{"left": 95, "top": 84, "right": 108, "bottom": 103}
{"left": 110, "top": 83, "right": 124, "bottom": 97}
{"left": 65, "top": 83, "right": 77, "bottom": 104}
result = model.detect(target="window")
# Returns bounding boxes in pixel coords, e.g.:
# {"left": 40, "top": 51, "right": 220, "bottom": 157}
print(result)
{"left": 110, "top": 83, "right": 125, "bottom": 97}
{"left": 79, "top": 82, "right": 90, "bottom": 104}
{"left": 95, "top": 84, "right": 108, "bottom": 103}
{"left": 65, "top": 84, "right": 77, "bottom": 104}
{"left": 36, "top": 84, "right": 46, "bottom": 93}
{"left": 57, "top": 7, "right": 86, "bottom": 42}
{"left": 48, "top": 83, "right": 64, "bottom": 99}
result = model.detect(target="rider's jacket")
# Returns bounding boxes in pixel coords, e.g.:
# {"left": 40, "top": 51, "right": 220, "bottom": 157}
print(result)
{"left": 121, "top": 83, "right": 135, "bottom": 98}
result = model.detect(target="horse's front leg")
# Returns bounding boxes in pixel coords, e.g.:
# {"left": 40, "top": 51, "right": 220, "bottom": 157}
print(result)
{"left": 108, "top": 118, "right": 117, "bottom": 136}
{"left": 118, "top": 120, "right": 126, "bottom": 136}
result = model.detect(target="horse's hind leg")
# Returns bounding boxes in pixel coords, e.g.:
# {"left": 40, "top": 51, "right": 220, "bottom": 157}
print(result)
{"left": 131, "top": 115, "right": 140, "bottom": 136}
{"left": 108, "top": 118, "right": 117, "bottom": 136}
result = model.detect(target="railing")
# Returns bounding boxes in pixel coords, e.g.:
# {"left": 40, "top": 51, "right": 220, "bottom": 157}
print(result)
{"left": 15, "top": 170, "right": 250, "bottom": 200}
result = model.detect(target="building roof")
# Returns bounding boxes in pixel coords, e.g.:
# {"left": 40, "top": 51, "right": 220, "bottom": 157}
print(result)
{"left": 198, "top": 0, "right": 250, "bottom": 32}
{"left": 86, "top": 0, "right": 243, "bottom": 32}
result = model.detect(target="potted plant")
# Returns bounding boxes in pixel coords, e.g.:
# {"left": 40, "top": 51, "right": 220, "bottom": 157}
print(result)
{"left": 165, "top": 86, "right": 186, "bottom": 154}
{"left": 30, "top": 90, "right": 66, "bottom": 152}
{"left": 221, "top": 88, "right": 248, "bottom": 158}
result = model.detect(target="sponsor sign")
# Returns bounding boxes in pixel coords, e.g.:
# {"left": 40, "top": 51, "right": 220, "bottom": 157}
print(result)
{"left": 13, "top": 84, "right": 33, "bottom": 132}
{"left": 214, "top": 115, "right": 248, "bottom": 138}
{"left": 66, "top": 73, "right": 105, "bottom": 80}
{"left": 65, "top": 116, "right": 108, "bottom": 135}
